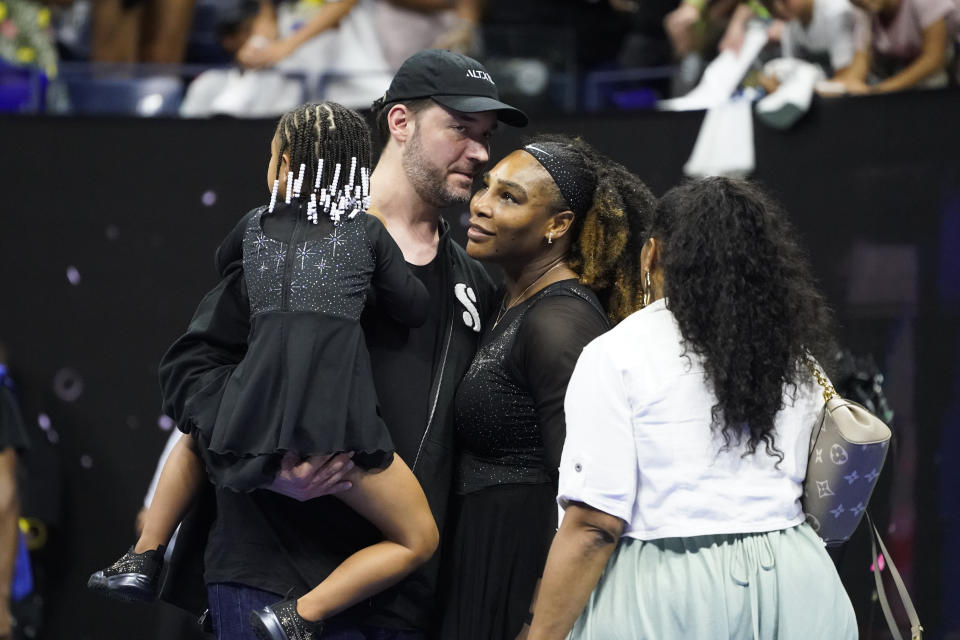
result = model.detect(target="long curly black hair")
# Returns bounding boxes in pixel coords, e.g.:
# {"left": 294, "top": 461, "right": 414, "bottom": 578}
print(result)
{"left": 525, "top": 134, "right": 657, "bottom": 325}
{"left": 652, "top": 177, "right": 835, "bottom": 460}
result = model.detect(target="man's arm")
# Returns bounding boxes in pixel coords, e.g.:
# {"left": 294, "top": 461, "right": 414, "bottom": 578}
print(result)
{"left": 526, "top": 503, "right": 625, "bottom": 640}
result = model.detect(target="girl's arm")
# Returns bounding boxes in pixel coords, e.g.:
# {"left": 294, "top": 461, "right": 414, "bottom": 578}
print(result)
{"left": 366, "top": 215, "right": 430, "bottom": 328}
{"left": 870, "top": 17, "right": 948, "bottom": 92}
{"left": 527, "top": 503, "right": 625, "bottom": 640}
{"left": 238, "top": 0, "right": 359, "bottom": 68}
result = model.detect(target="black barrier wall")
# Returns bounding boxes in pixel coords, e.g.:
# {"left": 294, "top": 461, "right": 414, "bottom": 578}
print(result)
{"left": 0, "top": 89, "right": 958, "bottom": 639}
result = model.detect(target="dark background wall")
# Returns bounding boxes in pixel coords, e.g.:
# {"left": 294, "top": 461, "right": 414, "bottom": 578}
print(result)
{"left": 0, "top": 89, "right": 958, "bottom": 639}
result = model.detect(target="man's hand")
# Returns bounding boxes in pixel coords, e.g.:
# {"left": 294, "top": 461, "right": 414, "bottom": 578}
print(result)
{"left": 269, "top": 452, "right": 355, "bottom": 501}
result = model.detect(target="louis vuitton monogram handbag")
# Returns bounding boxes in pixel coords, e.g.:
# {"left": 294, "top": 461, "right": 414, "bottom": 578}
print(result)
{"left": 801, "top": 362, "right": 890, "bottom": 545}
{"left": 801, "top": 361, "right": 922, "bottom": 640}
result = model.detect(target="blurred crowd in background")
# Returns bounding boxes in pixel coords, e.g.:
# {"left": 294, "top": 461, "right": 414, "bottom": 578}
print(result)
{"left": 0, "top": 0, "right": 958, "bottom": 116}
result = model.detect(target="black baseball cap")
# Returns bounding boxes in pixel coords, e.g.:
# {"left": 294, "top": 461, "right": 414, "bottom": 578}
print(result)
{"left": 383, "top": 49, "right": 528, "bottom": 127}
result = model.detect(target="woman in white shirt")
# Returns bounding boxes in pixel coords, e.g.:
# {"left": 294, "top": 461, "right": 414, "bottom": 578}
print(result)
{"left": 527, "top": 177, "right": 857, "bottom": 640}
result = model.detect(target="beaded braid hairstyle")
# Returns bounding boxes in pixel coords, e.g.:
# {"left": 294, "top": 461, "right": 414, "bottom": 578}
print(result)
{"left": 526, "top": 134, "right": 657, "bottom": 325}
{"left": 269, "top": 102, "right": 373, "bottom": 222}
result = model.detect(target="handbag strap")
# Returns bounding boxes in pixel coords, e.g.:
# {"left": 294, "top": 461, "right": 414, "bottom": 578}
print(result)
{"left": 867, "top": 512, "right": 923, "bottom": 640}
{"left": 806, "top": 359, "right": 838, "bottom": 403}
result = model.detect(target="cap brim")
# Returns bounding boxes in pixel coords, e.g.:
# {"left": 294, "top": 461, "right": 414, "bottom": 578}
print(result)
{"left": 431, "top": 94, "right": 528, "bottom": 127}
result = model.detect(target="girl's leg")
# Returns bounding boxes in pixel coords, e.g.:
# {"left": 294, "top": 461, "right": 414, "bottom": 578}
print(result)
{"left": 135, "top": 433, "right": 205, "bottom": 553}
{"left": 295, "top": 455, "right": 439, "bottom": 622}
{"left": 89, "top": 433, "right": 205, "bottom": 600}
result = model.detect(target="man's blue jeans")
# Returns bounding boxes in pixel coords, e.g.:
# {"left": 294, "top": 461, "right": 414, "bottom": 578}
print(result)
{"left": 207, "top": 582, "right": 426, "bottom": 640}
{"left": 207, "top": 582, "right": 282, "bottom": 640}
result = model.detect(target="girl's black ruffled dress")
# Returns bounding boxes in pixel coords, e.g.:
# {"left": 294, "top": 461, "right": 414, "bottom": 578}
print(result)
{"left": 181, "top": 202, "right": 428, "bottom": 492}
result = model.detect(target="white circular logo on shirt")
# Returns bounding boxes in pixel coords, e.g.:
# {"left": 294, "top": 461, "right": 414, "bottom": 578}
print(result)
{"left": 455, "top": 283, "right": 481, "bottom": 333}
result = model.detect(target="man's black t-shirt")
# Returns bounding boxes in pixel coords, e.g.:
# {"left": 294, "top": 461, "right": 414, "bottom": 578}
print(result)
{"left": 363, "top": 255, "right": 443, "bottom": 464}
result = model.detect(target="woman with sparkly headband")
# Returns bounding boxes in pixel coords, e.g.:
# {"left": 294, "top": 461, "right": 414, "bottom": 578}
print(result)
{"left": 440, "top": 135, "right": 656, "bottom": 640}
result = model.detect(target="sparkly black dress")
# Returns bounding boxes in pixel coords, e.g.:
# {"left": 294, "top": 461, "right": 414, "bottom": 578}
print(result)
{"left": 182, "top": 202, "right": 428, "bottom": 492}
{"left": 440, "top": 280, "right": 608, "bottom": 640}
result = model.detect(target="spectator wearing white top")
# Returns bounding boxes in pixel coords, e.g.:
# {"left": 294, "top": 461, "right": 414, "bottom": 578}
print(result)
{"left": 181, "top": 0, "right": 392, "bottom": 116}
{"left": 839, "top": 0, "right": 959, "bottom": 91}
{"left": 720, "top": 0, "right": 857, "bottom": 92}
{"left": 527, "top": 178, "right": 857, "bottom": 640}
{"left": 777, "top": 0, "right": 858, "bottom": 72}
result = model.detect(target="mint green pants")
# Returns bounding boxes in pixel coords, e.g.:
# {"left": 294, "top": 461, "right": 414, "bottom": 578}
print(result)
{"left": 569, "top": 523, "right": 857, "bottom": 640}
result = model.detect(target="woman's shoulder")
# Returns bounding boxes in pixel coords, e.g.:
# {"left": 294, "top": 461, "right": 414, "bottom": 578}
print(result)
{"left": 507, "top": 281, "right": 609, "bottom": 360}
{"left": 522, "top": 281, "right": 607, "bottom": 334}
{"left": 586, "top": 300, "right": 687, "bottom": 368}
{"left": 528, "top": 280, "right": 605, "bottom": 315}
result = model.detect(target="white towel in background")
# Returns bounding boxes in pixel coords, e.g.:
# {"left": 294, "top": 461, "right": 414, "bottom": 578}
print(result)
{"left": 755, "top": 58, "right": 825, "bottom": 129}
{"left": 659, "top": 21, "right": 769, "bottom": 112}
{"left": 683, "top": 97, "right": 755, "bottom": 177}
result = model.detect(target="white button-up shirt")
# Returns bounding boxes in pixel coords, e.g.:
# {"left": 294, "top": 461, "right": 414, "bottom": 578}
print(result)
{"left": 558, "top": 298, "right": 823, "bottom": 540}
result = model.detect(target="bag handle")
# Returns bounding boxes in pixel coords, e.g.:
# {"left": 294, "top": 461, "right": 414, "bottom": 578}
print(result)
{"left": 867, "top": 512, "right": 923, "bottom": 640}
{"left": 806, "top": 359, "right": 838, "bottom": 403}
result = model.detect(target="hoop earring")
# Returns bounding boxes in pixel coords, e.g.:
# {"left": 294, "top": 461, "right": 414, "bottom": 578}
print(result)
{"left": 642, "top": 271, "right": 651, "bottom": 308}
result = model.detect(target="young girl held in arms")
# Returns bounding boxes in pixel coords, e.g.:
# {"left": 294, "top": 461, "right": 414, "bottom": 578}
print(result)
{"left": 88, "top": 102, "right": 439, "bottom": 640}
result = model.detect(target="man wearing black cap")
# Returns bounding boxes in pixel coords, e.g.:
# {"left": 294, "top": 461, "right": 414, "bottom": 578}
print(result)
{"left": 346, "top": 47, "right": 528, "bottom": 636}
{"left": 157, "top": 49, "right": 527, "bottom": 640}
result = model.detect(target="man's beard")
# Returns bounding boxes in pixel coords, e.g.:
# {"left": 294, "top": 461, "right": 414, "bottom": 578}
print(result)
{"left": 402, "top": 127, "right": 472, "bottom": 208}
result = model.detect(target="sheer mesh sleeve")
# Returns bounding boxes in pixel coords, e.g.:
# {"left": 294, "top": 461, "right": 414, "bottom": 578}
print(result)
{"left": 158, "top": 213, "right": 252, "bottom": 425}
{"left": 509, "top": 292, "right": 609, "bottom": 472}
